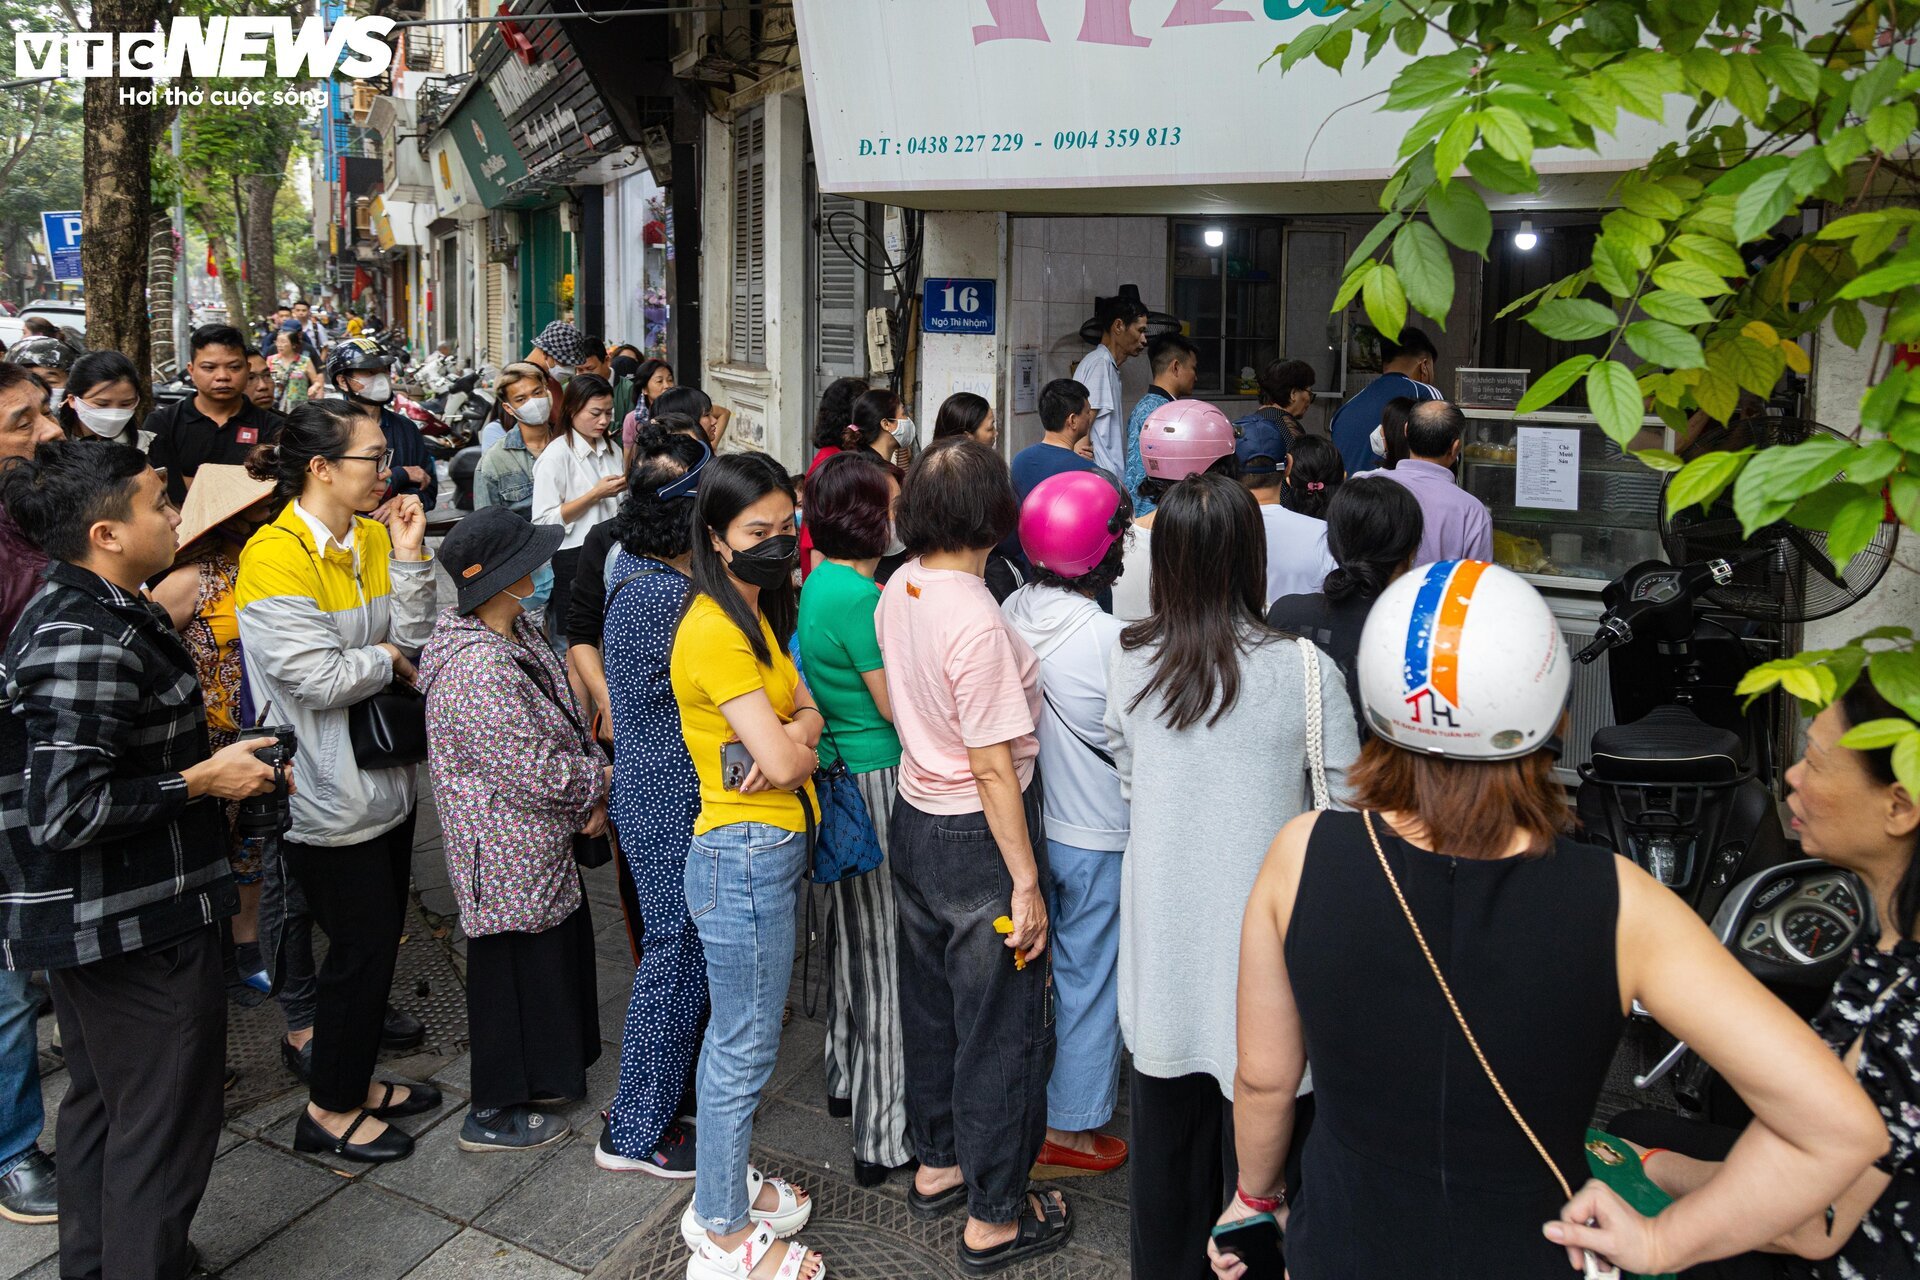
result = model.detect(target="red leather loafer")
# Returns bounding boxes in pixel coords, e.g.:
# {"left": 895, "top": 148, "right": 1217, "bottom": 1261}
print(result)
{"left": 1031, "top": 1133, "right": 1128, "bottom": 1178}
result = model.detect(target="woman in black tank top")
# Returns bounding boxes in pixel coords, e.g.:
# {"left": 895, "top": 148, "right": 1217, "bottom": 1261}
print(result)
{"left": 1208, "top": 562, "right": 1887, "bottom": 1280}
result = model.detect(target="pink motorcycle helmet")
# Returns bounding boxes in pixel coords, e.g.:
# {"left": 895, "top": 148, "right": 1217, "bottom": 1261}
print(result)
{"left": 1020, "top": 471, "right": 1128, "bottom": 579}
{"left": 1139, "top": 399, "right": 1237, "bottom": 480}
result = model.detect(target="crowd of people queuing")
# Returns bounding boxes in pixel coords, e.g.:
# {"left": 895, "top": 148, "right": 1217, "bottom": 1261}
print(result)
{"left": 0, "top": 304, "right": 1914, "bottom": 1280}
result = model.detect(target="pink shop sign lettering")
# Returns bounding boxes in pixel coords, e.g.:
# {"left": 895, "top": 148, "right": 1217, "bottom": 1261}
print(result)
{"left": 971, "top": 0, "right": 1346, "bottom": 48}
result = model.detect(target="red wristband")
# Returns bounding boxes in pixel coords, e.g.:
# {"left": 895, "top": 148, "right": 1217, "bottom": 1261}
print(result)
{"left": 1639, "top": 1147, "right": 1670, "bottom": 1167}
{"left": 1236, "top": 1183, "right": 1283, "bottom": 1214}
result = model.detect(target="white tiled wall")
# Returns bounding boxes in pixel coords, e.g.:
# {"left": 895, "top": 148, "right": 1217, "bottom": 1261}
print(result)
{"left": 1006, "top": 215, "right": 1170, "bottom": 452}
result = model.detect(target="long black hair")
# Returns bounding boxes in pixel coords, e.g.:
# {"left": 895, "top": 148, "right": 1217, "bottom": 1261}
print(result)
{"left": 1378, "top": 396, "right": 1416, "bottom": 468}
{"left": 685, "top": 451, "right": 798, "bottom": 664}
{"left": 933, "top": 391, "right": 992, "bottom": 441}
{"left": 1283, "top": 434, "right": 1344, "bottom": 520}
{"left": 1322, "top": 476, "right": 1422, "bottom": 602}
{"left": 1121, "top": 472, "right": 1273, "bottom": 730}
{"left": 1841, "top": 680, "right": 1920, "bottom": 939}
{"left": 847, "top": 388, "right": 902, "bottom": 451}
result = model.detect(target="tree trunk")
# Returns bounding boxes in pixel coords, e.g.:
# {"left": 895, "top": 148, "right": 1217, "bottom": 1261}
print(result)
{"left": 246, "top": 170, "right": 283, "bottom": 317}
{"left": 80, "top": 0, "right": 164, "bottom": 392}
{"left": 206, "top": 233, "right": 248, "bottom": 327}
{"left": 147, "top": 212, "right": 176, "bottom": 375}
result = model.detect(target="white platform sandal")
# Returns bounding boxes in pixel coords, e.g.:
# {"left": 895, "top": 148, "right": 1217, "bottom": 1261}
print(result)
{"left": 683, "top": 1221, "right": 825, "bottom": 1280}
{"left": 679, "top": 1166, "right": 813, "bottom": 1252}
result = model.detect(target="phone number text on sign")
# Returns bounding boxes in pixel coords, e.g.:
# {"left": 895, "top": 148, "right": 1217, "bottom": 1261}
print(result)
{"left": 854, "top": 127, "right": 1184, "bottom": 157}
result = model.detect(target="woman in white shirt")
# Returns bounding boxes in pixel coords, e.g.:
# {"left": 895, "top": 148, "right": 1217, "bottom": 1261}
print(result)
{"left": 532, "top": 373, "right": 624, "bottom": 652}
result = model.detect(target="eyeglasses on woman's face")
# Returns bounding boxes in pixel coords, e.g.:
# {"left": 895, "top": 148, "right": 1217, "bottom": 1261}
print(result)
{"left": 331, "top": 448, "right": 394, "bottom": 470}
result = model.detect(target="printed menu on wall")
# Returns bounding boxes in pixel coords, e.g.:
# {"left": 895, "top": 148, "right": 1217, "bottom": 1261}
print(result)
{"left": 1515, "top": 426, "right": 1581, "bottom": 511}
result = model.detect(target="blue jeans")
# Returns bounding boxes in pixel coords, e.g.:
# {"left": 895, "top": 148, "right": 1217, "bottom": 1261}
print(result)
{"left": 685, "top": 821, "right": 807, "bottom": 1235}
{"left": 0, "top": 969, "right": 45, "bottom": 1176}
{"left": 1043, "top": 840, "right": 1122, "bottom": 1131}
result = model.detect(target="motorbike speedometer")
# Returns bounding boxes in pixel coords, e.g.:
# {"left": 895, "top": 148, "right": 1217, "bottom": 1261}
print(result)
{"left": 1780, "top": 904, "right": 1850, "bottom": 962}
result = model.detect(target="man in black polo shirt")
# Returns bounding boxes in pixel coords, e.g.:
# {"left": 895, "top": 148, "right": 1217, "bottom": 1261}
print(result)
{"left": 144, "top": 325, "right": 280, "bottom": 506}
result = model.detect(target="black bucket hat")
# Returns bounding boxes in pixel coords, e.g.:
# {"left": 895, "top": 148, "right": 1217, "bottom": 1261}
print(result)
{"left": 438, "top": 505, "right": 564, "bottom": 615}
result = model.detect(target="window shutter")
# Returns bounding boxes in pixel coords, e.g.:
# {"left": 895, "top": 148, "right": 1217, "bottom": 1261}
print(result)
{"left": 813, "top": 190, "right": 867, "bottom": 386}
{"left": 730, "top": 104, "right": 768, "bottom": 366}
{"left": 485, "top": 262, "right": 505, "bottom": 367}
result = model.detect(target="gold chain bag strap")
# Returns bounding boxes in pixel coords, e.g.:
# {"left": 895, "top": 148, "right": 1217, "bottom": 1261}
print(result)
{"left": 1360, "top": 810, "right": 1620, "bottom": 1280}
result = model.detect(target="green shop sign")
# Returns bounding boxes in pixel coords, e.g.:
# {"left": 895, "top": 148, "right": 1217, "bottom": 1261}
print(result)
{"left": 448, "top": 89, "right": 529, "bottom": 209}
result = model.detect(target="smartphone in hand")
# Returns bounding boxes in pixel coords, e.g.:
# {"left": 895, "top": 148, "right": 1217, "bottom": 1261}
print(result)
{"left": 1210, "top": 1213, "right": 1284, "bottom": 1278}
{"left": 720, "top": 741, "right": 754, "bottom": 791}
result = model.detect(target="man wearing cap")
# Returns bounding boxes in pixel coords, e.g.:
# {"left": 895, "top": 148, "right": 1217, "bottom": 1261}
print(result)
{"left": 1236, "top": 412, "right": 1335, "bottom": 608}
{"left": 526, "top": 321, "right": 585, "bottom": 405}
{"left": 325, "top": 338, "right": 438, "bottom": 512}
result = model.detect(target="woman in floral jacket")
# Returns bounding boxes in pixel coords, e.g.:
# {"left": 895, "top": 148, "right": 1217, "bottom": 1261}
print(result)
{"left": 419, "top": 506, "right": 609, "bottom": 1153}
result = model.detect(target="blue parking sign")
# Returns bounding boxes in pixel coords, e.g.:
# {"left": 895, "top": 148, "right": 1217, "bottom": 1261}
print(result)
{"left": 922, "top": 279, "right": 996, "bottom": 335}
{"left": 41, "top": 211, "right": 82, "bottom": 282}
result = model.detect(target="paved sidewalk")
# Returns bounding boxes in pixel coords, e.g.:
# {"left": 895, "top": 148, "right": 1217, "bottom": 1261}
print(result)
{"left": 1, "top": 783, "right": 1132, "bottom": 1279}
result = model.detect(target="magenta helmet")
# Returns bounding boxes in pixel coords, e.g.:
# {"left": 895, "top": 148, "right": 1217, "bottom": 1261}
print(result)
{"left": 1140, "top": 398, "right": 1237, "bottom": 481}
{"left": 1020, "top": 471, "right": 1127, "bottom": 579}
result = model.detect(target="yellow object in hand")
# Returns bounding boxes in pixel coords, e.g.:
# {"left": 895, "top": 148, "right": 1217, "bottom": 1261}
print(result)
{"left": 992, "top": 915, "right": 1028, "bottom": 970}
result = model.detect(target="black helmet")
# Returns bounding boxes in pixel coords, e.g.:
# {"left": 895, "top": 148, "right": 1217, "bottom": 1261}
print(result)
{"left": 8, "top": 334, "right": 81, "bottom": 373}
{"left": 324, "top": 336, "right": 391, "bottom": 383}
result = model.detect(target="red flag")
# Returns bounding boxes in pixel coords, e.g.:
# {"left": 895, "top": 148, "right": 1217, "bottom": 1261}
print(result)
{"left": 205, "top": 245, "right": 218, "bottom": 277}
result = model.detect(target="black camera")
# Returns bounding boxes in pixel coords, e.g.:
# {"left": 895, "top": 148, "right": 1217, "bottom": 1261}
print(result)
{"left": 234, "top": 725, "right": 297, "bottom": 839}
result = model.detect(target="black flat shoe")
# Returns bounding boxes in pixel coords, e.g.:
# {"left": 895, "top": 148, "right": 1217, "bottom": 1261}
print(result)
{"left": 368, "top": 1079, "right": 441, "bottom": 1119}
{"left": 380, "top": 1004, "right": 426, "bottom": 1051}
{"left": 281, "top": 1038, "right": 312, "bottom": 1084}
{"left": 293, "top": 1109, "right": 414, "bottom": 1163}
{"left": 855, "top": 1157, "right": 917, "bottom": 1188}
{"left": 908, "top": 1178, "right": 968, "bottom": 1220}
{"left": 826, "top": 1094, "right": 852, "bottom": 1118}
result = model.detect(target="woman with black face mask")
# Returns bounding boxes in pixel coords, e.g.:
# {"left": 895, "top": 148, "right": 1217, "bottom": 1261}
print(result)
{"left": 669, "top": 453, "right": 831, "bottom": 1280}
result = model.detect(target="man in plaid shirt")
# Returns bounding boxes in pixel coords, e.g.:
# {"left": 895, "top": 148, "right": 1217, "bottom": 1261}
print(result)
{"left": 0, "top": 439, "right": 283, "bottom": 1280}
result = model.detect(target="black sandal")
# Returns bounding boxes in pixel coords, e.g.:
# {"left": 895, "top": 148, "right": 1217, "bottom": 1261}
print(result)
{"left": 908, "top": 1179, "right": 968, "bottom": 1221}
{"left": 955, "top": 1188, "right": 1072, "bottom": 1275}
{"left": 367, "top": 1079, "right": 442, "bottom": 1119}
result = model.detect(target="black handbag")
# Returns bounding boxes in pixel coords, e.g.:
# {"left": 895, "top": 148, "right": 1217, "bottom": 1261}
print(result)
{"left": 347, "top": 678, "right": 429, "bottom": 769}
{"left": 571, "top": 832, "right": 613, "bottom": 869}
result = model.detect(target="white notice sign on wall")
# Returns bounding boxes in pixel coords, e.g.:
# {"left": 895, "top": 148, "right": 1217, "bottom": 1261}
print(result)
{"left": 1013, "top": 348, "right": 1039, "bottom": 413}
{"left": 1515, "top": 427, "right": 1581, "bottom": 512}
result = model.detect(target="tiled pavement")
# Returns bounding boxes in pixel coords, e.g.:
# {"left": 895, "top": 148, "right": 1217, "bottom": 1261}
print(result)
{"left": 1, "top": 782, "right": 1133, "bottom": 1280}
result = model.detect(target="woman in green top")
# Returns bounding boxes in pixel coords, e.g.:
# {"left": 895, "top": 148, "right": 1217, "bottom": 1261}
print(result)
{"left": 271, "top": 328, "right": 320, "bottom": 411}
{"left": 793, "top": 451, "right": 912, "bottom": 1188}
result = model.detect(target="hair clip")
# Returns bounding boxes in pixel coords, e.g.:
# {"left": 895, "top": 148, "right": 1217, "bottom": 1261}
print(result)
{"left": 1306, "top": 481, "right": 1325, "bottom": 491}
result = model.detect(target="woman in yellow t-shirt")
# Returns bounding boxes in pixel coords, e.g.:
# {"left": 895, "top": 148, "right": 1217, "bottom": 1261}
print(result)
{"left": 669, "top": 452, "right": 827, "bottom": 1280}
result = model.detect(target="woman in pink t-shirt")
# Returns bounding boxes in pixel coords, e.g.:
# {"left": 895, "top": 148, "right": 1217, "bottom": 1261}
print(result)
{"left": 873, "top": 437, "right": 1072, "bottom": 1272}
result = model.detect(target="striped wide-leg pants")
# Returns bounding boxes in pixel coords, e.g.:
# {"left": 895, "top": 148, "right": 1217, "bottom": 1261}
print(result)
{"left": 822, "top": 766, "right": 912, "bottom": 1167}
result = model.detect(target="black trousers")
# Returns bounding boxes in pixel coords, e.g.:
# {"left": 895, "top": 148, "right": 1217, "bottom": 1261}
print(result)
{"left": 283, "top": 812, "right": 415, "bottom": 1113}
{"left": 889, "top": 787, "right": 1053, "bottom": 1226}
{"left": 49, "top": 927, "right": 225, "bottom": 1280}
{"left": 466, "top": 901, "right": 602, "bottom": 1110}
{"left": 1129, "top": 1068, "right": 1238, "bottom": 1280}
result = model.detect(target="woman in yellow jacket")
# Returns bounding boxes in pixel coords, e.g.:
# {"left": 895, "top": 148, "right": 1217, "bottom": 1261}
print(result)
{"left": 236, "top": 398, "right": 440, "bottom": 1165}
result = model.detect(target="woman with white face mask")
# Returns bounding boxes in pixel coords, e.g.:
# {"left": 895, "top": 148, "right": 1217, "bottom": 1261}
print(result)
{"left": 418, "top": 505, "right": 609, "bottom": 1153}
{"left": 59, "top": 351, "right": 153, "bottom": 453}
{"left": 475, "top": 364, "right": 556, "bottom": 517}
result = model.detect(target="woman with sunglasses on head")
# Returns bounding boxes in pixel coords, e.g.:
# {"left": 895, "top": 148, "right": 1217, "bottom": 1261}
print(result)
{"left": 1210, "top": 564, "right": 1886, "bottom": 1280}
{"left": 236, "top": 398, "right": 441, "bottom": 1164}
{"left": 671, "top": 452, "right": 829, "bottom": 1280}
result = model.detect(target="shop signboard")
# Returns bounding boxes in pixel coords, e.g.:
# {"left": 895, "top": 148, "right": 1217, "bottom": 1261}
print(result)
{"left": 473, "top": 0, "right": 626, "bottom": 192}
{"left": 428, "top": 133, "right": 482, "bottom": 220}
{"left": 447, "top": 89, "right": 530, "bottom": 209}
{"left": 792, "top": 0, "right": 1685, "bottom": 205}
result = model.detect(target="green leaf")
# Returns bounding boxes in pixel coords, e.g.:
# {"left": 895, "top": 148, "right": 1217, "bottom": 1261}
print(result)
{"left": 1890, "top": 733, "right": 1920, "bottom": 799}
{"left": 1333, "top": 260, "right": 1375, "bottom": 313}
{"left": 1851, "top": 625, "right": 1915, "bottom": 645}
{"left": 1694, "top": 368, "right": 1740, "bottom": 421}
{"left": 1678, "top": 47, "right": 1731, "bottom": 100}
{"left": 1591, "top": 236, "right": 1641, "bottom": 298}
{"left": 1276, "top": 25, "right": 1328, "bottom": 71}
{"left": 1478, "top": 107, "right": 1533, "bottom": 162}
{"left": 1586, "top": 359, "right": 1644, "bottom": 445}
{"left": 1860, "top": 367, "right": 1911, "bottom": 435}
{"left": 1852, "top": 53, "right": 1905, "bottom": 119}
{"left": 1891, "top": 474, "right": 1920, "bottom": 529}
{"left": 1638, "top": 290, "right": 1715, "bottom": 325}
{"left": 1867, "top": 101, "right": 1919, "bottom": 155}
{"left": 1464, "top": 149, "right": 1536, "bottom": 195}
{"left": 1724, "top": 54, "right": 1770, "bottom": 124}
{"left": 1651, "top": 260, "right": 1732, "bottom": 298}
{"left": 1871, "top": 648, "right": 1920, "bottom": 721}
{"left": 1712, "top": 335, "right": 1788, "bottom": 397}
{"left": 1620, "top": 181, "right": 1686, "bottom": 222}
{"left": 1733, "top": 168, "right": 1797, "bottom": 243}
{"left": 1394, "top": 220, "right": 1455, "bottom": 320}
{"left": 1385, "top": 51, "right": 1477, "bottom": 111}
{"left": 1426, "top": 182, "right": 1491, "bottom": 256}
{"left": 1816, "top": 209, "right": 1920, "bottom": 241}
{"left": 1786, "top": 148, "right": 1834, "bottom": 200}
{"left": 1686, "top": 196, "right": 1740, "bottom": 243}
{"left": 1513, "top": 355, "right": 1596, "bottom": 414}
{"left": 1836, "top": 254, "right": 1920, "bottom": 300}
{"left": 1780, "top": 664, "right": 1840, "bottom": 707}
{"left": 1733, "top": 436, "right": 1856, "bottom": 533}
{"left": 1528, "top": 298, "right": 1620, "bottom": 341}
{"left": 1831, "top": 299, "right": 1869, "bottom": 348}
{"left": 1666, "top": 447, "right": 1751, "bottom": 515}
{"left": 1343, "top": 215, "right": 1402, "bottom": 278}
{"left": 1825, "top": 126, "right": 1872, "bottom": 174}
{"left": 1757, "top": 43, "right": 1820, "bottom": 103}
{"left": 1602, "top": 209, "right": 1666, "bottom": 251}
{"left": 1435, "top": 114, "right": 1476, "bottom": 181}
{"left": 1635, "top": 448, "right": 1685, "bottom": 472}
{"left": 1789, "top": 483, "right": 1887, "bottom": 562}
{"left": 1669, "top": 234, "right": 1748, "bottom": 277}
{"left": 1839, "top": 718, "right": 1920, "bottom": 749}
{"left": 1363, "top": 261, "right": 1408, "bottom": 340}
{"left": 1583, "top": 0, "right": 1639, "bottom": 49}
{"left": 1709, "top": 154, "right": 1793, "bottom": 198}
{"left": 1601, "top": 55, "right": 1681, "bottom": 122}
{"left": 1846, "top": 441, "right": 1906, "bottom": 485}
{"left": 1624, "top": 319, "right": 1707, "bottom": 368}
{"left": 1313, "top": 27, "right": 1353, "bottom": 70}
